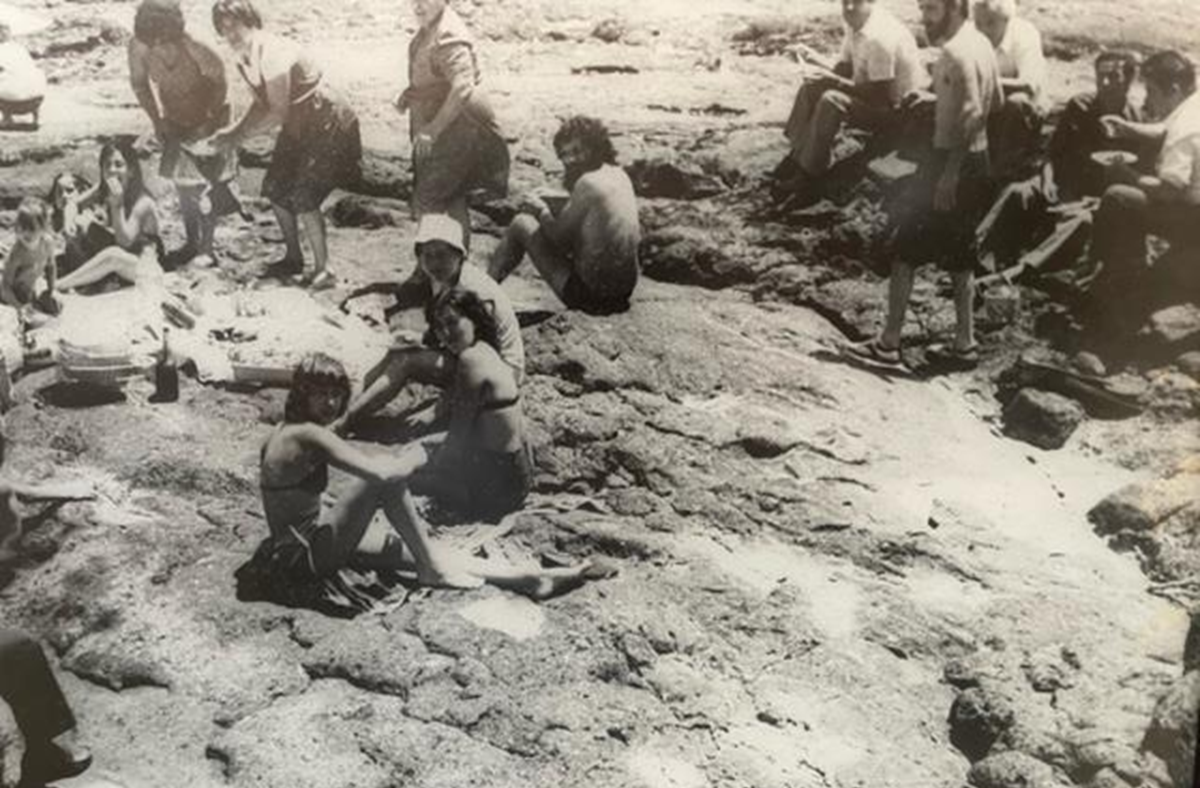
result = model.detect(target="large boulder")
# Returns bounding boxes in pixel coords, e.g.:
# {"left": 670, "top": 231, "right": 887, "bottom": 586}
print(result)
{"left": 1089, "top": 475, "right": 1199, "bottom": 536}
{"left": 1003, "top": 389, "right": 1086, "bottom": 450}
{"left": 627, "top": 156, "right": 726, "bottom": 200}
{"left": 1141, "top": 671, "right": 1200, "bottom": 788}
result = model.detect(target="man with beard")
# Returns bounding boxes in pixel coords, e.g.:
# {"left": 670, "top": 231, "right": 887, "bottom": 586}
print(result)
{"left": 773, "top": 0, "right": 924, "bottom": 205}
{"left": 1080, "top": 50, "right": 1200, "bottom": 339}
{"left": 488, "top": 116, "right": 640, "bottom": 315}
{"left": 975, "top": 50, "right": 1148, "bottom": 278}
{"left": 848, "top": 0, "right": 1002, "bottom": 372}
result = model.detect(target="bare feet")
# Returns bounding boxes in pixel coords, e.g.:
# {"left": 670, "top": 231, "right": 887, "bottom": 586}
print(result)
{"left": 417, "top": 552, "right": 484, "bottom": 590}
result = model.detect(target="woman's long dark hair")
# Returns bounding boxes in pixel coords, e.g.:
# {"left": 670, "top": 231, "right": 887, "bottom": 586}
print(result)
{"left": 284, "top": 353, "right": 351, "bottom": 424}
{"left": 436, "top": 288, "right": 501, "bottom": 354}
{"left": 97, "top": 140, "right": 152, "bottom": 217}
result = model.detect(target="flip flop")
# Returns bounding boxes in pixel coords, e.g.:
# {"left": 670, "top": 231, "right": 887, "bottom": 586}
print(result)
{"left": 842, "top": 339, "right": 909, "bottom": 374}
{"left": 293, "top": 270, "right": 337, "bottom": 291}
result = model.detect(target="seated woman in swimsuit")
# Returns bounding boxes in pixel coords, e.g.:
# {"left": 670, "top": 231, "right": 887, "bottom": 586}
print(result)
{"left": 55, "top": 140, "right": 165, "bottom": 293}
{"left": 412, "top": 287, "right": 533, "bottom": 521}
{"left": 259, "top": 351, "right": 606, "bottom": 597}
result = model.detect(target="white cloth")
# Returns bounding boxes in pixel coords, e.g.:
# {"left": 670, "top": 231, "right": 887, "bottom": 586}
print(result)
{"left": 0, "top": 41, "right": 45, "bottom": 103}
{"left": 991, "top": 16, "right": 1047, "bottom": 109}
{"left": 1158, "top": 91, "right": 1200, "bottom": 205}
{"left": 839, "top": 6, "right": 925, "bottom": 104}
{"left": 933, "top": 24, "right": 1002, "bottom": 153}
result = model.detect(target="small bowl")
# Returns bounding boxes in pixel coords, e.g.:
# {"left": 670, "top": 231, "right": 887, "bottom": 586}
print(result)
{"left": 1090, "top": 150, "right": 1138, "bottom": 167}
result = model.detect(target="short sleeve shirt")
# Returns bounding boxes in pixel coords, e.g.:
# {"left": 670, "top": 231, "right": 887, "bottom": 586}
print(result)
{"left": 1158, "top": 91, "right": 1200, "bottom": 205}
{"left": 840, "top": 6, "right": 926, "bottom": 104}
{"left": 993, "top": 17, "right": 1047, "bottom": 108}
{"left": 933, "top": 25, "right": 1002, "bottom": 152}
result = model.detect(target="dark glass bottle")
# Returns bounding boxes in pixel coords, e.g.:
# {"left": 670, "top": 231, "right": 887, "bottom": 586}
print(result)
{"left": 154, "top": 329, "right": 179, "bottom": 403}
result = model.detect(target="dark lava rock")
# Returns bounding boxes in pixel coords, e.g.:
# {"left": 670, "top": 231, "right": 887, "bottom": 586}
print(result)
{"left": 592, "top": 18, "right": 627, "bottom": 43}
{"left": 627, "top": 157, "right": 725, "bottom": 200}
{"left": 640, "top": 226, "right": 748, "bottom": 289}
{"left": 968, "top": 751, "right": 1059, "bottom": 788}
{"left": 1002, "top": 389, "right": 1085, "bottom": 451}
{"left": 328, "top": 194, "right": 408, "bottom": 229}
{"left": 1185, "top": 612, "right": 1200, "bottom": 674}
{"left": 1141, "top": 671, "right": 1200, "bottom": 788}
{"left": 950, "top": 687, "right": 1017, "bottom": 762}
{"left": 1088, "top": 476, "right": 1198, "bottom": 536}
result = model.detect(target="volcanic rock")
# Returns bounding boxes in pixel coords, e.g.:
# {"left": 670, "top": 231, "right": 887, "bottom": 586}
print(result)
{"left": 1003, "top": 389, "right": 1085, "bottom": 450}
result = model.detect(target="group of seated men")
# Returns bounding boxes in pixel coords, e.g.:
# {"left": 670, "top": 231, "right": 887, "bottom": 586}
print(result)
{"left": 775, "top": 0, "right": 1200, "bottom": 368}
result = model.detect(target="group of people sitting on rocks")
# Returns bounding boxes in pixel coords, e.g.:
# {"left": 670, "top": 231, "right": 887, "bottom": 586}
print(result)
{"left": 774, "top": 0, "right": 1199, "bottom": 372}
{"left": 1, "top": 0, "right": 640, "bottom": 607}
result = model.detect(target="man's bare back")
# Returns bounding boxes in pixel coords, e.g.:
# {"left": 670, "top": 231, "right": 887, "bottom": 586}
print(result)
{"left": 562, "top": 163, "right": 640, "bottom": 299}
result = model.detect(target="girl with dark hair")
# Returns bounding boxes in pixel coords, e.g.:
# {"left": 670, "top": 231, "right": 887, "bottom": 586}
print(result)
{"left": 129, "top": 0, "right": 240, "bottom": 267}
{"left": 412, "top": 288, "right": 532, "bottom": 520}
{"left": 209, "top": 0, "right": 361, "bottom": 290}
{"left": 55, "top": 141, "right": 165, "bottom": 292}
{"left": 254, "top": 351, "right": 603, "bottom": 600}
{"left": 399, "top": 0, "right": 509, "bottom": 242}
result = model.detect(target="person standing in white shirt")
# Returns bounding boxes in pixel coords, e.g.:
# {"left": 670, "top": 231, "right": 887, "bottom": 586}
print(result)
{"left": 0, "top": 23, "right": 46, "bottom": 123}
{"left": 1082, "top": 50, "right": 1200, "bottom": 339}
{"left": 774, "top": 0, "right": 925, "bottom": 205}
{"left": 973, "top": 0, "right": 1047, "bottom": 177}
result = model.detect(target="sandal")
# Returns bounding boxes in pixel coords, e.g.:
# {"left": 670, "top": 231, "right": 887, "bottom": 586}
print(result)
{"left": 926, "top": 343, "right": 980, "bottom": 369}
{"left": 843, "top": 339, "right": 908, "bottom": 372}
{"left": 296, "top": 270, "right": 337, "bottom": 291}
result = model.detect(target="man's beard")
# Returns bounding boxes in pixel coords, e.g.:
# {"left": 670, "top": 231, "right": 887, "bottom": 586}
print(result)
{"left": 562, "top": 164, "right": 588, "bottom": 191}
{"left": 923, "top": 16, "right": 952, "bottom": 45}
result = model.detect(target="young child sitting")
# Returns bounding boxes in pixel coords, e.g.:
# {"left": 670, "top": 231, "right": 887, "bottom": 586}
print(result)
{"left": 1, "top": 197, "right": 59, "bottom": 317}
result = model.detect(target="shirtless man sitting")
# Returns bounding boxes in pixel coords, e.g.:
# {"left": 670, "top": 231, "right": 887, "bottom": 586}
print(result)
{"left": 488, "top": 115, "right": 641, "bottom": 315}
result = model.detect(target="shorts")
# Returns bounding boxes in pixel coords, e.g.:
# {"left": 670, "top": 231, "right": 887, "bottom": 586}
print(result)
{"left": 890, "top": 149, "right": 994, "bottom": 273}
{"left": 413, "top": 444, "right": 533, "bottom": 523}
{"left": 562, "top": 273, "right": 632, "bottom": 316}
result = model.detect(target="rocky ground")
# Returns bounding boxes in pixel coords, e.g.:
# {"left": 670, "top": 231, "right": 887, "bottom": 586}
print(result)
{"left": 0, "top": 0, "right": 1197, "bottom": 787}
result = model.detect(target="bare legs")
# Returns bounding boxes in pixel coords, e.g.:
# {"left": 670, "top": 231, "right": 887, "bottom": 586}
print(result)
{"left": 488, "top": 213, "right": 574, "bottom": 299}
{"left": 273, "top": 203, "right": 303, "bottom": 266}
{"left": 270, "top": 202, "right": 332, "bottom": 285}
{"left": 878, "top": 262, "right": 975, "bottom": 352}
{"left": 56, "top": 247, "right": 150, "bottom": 291}
{"left": 178, "top": 185, "right": 215, "bottom": 261}
{"left": 333, "top": 348, "right": 448, "bottom": 433}
{"left": 328, "top": 472, "right": 606, "bottom": 598}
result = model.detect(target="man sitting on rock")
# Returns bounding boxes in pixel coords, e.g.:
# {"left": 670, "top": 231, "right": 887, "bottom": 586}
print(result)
{"left": 335, "top": 214, "right": 524, "bottom": 434}
{"left": 0, "top": 629, "right": 92, "bottom": 785}
{"left": 847, "top": 0, "right": 1002, "bottom": 372}
{"left": 773, "top": 0, "right": 924, "bottom": 206}
{"left": 1080, "top": 50, "right": 1200, "bottom": 337}
{"left": 973, "top": 0, "right": 1047, "bottom": 178}
{"left": 975, "top": 50, "right": 1148, "bottom": 277}
{"left": 488, "top": 115, "right": 641, "bottom": 315}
